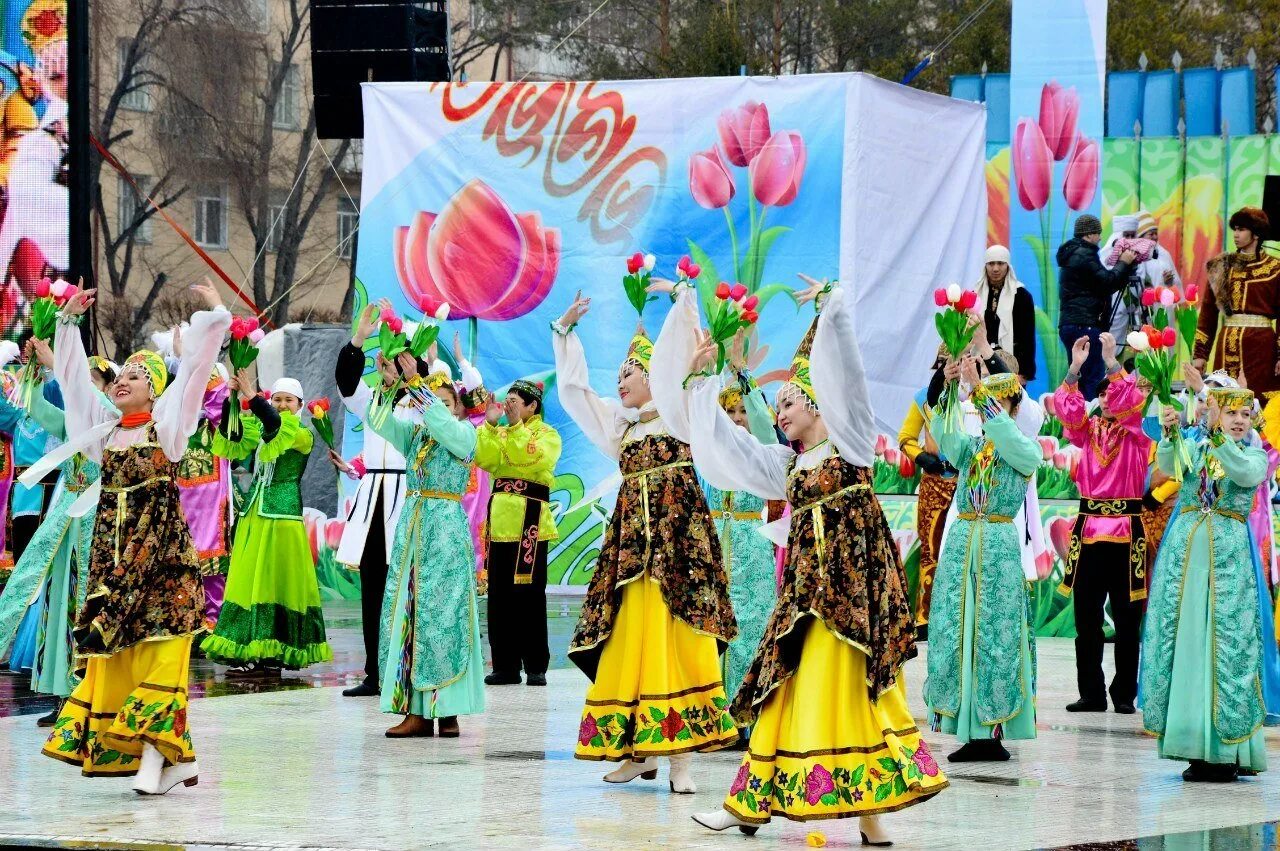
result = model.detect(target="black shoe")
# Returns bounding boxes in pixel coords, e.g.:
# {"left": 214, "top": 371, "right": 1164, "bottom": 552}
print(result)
{"left": 1182, "top": 760, "right": 1238, "bottom": 783}
{"left": 1066, "top": 698, "right": 1107, "bottom": 713}
{"left": 525, "top": 673, "right": 547, "bottom": 686}
{"left": 35, "top": 708, "right": 59, "bottom": 727}
{"left": 946, "top": 739, "right": 1010, "bottom": 763}
{"left": 485, "top": 671, "right": 521, "bottom": 685}
{"left": 1112, "top": 702, "right": 1136, "bottom": 715}
{"left": 342, "top": 680, "right": 380, "bottom": 697}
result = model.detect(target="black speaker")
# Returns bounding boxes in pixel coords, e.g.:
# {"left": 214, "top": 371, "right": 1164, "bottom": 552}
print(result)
{"left": 1262, "top": 175, "right": 1280, "bottom": 242}
{"left": 311, "top": 0, "right": 450, "bottom": 140}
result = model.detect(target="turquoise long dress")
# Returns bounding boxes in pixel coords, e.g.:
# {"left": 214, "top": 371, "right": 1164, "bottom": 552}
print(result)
{"left": 926, "top": 407, "right": 1041, "bottom": 743}
{"left": 374, "top": 399, "right": 484, "bottom": 719}
{"left": 0, "top": 388, "right": 98, "bottom": 698}
{"left": 706, "top": 384, "right": 779, "bottom": 704}
{"left": 1140, "top": 430, "right": 1269, "bottom": 772}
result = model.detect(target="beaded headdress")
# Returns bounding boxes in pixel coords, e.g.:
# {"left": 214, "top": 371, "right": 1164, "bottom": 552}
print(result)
{"left": 1208, "top": 387, "right": 1254, "bottom": 412}
{"left": 122, "top": 350, "right": 168, "bottom": 397}
{"left": 623, "top": 333, "right": 652, "bottom": 374}
{"left": 510, "top": 378, "right": 544, "bottom": 403}
{"left": 980, "top": 372, "right": 1022, "bottom": 401}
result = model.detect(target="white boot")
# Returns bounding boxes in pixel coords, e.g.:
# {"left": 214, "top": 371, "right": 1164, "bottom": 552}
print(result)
{"left": 603, "top": 758, "right": 657, "bottom": 784}
{"left": 860, "top": 814, "right": 893, "bottom": 847}
{"left": 668, "top": 753, "right": 696, "bottom": 794}
{"left": 692, "top": 809, "right": 759, "bottom": 835}
{"left": 155, "top": 760, "right": 200, "bottom": 795}
{"left": 131, "top": 744, "right": 164, "bottom": 795}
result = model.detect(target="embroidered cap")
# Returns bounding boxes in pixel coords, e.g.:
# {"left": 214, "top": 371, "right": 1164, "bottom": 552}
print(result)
{"left": 511, "top": 378, "right": 544, "bottom": 403}
{"left": 1208, "top": 386, "right": 1254, "bottom": 412}
{"left": 122, "top": 350, "right": 168, "bottom": 397}
{"left": 981, "top": 372, "right": 1022, "bottom": 400}
{"left": 623, "top": 332, "right": 652, "bottom": 373}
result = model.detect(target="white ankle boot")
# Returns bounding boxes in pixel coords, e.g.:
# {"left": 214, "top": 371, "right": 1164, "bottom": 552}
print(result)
{"left": 692, "top": 809, "right": 759, "bottom": 835}
{"left": 603, "top": 758, "right": 656, "bottom": 784}
{"left": 155, "top": 760, "right": 200, "bottom": 795}
{"left": 668, "top": 753, "right": 696, "bottom": 794}
{"left": 131, "top": 744, "right": 164, "bottom": 795}
{"left": 860, "top": 814, "right": 893, "bottom": 846}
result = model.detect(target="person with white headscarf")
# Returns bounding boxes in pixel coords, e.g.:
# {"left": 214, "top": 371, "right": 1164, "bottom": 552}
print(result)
{"left": 975, "top": 245, "right": 1036, "bottom": 385}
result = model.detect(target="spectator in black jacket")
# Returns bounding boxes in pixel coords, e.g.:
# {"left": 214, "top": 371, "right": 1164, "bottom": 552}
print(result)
{"left": 1057, "top": 214, "right": 1136, "bottom": 400}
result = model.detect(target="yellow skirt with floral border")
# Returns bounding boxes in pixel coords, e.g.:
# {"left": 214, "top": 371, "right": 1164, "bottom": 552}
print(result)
{"left": 42, "top": 634, "right": 196, "bottom": 776}
{"left": 724, "top": 619, "right": 947, "bottom": 823}
{"left": 575, "top": 574, "right": 737, "bottom": 761}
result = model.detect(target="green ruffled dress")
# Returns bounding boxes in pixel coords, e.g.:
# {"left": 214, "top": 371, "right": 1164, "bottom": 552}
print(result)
{"left": 201, "top": 409, "right": 332, "bottom": 668}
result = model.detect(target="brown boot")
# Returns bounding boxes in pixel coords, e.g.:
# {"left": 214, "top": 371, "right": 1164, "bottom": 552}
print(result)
{"left": 385, "top": 715, "right": 434, "bottom": 738}
{"left": 438, "top": 716, "right": 460, "bottom": 738}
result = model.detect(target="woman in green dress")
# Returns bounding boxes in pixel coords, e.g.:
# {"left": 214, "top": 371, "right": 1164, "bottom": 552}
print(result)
{"left": 926, "top": 364, "right": 1041, "bottom": 762}
{"left": 200, "top": 375, "right": 332, "bottom": 672}
{"left": 373, "top": 355, "right": 484, "bottom": 739}
{"left": 1141, "top": 384, "right": 1269, "bottom": 781}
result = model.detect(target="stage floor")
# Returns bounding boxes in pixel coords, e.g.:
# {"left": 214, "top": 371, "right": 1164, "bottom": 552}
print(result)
{"left": 0, "top": 619, "right": 1277, "bottom": 850}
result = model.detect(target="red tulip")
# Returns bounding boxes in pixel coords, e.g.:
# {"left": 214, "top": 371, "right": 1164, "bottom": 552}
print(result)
{"left": 729, "top": 283, "right": 747, "bottom": 301}
{"left": 742, "top": 295, "right": 759, "bottom": 311}
{"left": 687, "top": 263, "right": 701, "bottom": 279}
{"left": 689, "top": 146, "right": 736, "bottom": 210}
{"left": 1145, "top": 327, "right": 1163, "bottom": 349}
{"left": 324, "top": 518, "right": 345, "bottom": 550}
{"left": 1161, "top": 327, "right": 1177, "bottom": 348}
{"left": 1184, "top": 284, "right": 1199, "bottom": 304}
{"left": 388, "top": 316, "right": 404, "bottom": 335}
{"left": 626, "top": 252, "right": 644, "bottom": 275}
{"left": 717, "top": 101, "right": 772, "bottom": 167}
{"left": 1140, "top": 288, "right": 1157, "bottom": 307}
{"left": 677, "top": 255, "right": 692, "bottom": 275}
{"left": 395, "top": 179, "right": 559, "bottom": 321}
{"left": 933, "top": 288, "right": 949, "bottom": 307}
{"left": 1038, "top": 82, "right": 1080, "bottom": 161}
{"left": 1063, "top": 136, "right": 1099, "bottom": 211}
{"left": 750, "top": 130, "right": 806, "bottom": 207}
{"left": 715, "top": 282, "right": 731, "bottom": 300}
{"left": 957, "top": 290, "right": 978, "bottom": 311}
{"left": 34, "top": 277, "right": 50, "bottom": 298}
{"left": 1013, "top": 118, "right": 1052, "bottom": 211}
{"left": 898, "top": 453, "right": 916, "bottom": 479}
{"left": 743, "top": 310, "right": 759, "bottom": 324}
{"left": 229, "top": 316, "right": 246, "bottom": 340}
{"left": 240, "top": 396, "right": 252, "bottom": 411}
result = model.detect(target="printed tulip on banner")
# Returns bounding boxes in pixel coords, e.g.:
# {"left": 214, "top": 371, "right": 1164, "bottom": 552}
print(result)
{"left": 686, "top": 101, "right": 808, "bottom": 324}
{"left": 1062, "top": 136, "right": 1099, "bottom": 211}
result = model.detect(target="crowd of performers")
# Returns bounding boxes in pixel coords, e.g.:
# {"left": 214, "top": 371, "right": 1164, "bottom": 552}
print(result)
{"left": 0, "top": 208, "right": 1274, "bottom": 845}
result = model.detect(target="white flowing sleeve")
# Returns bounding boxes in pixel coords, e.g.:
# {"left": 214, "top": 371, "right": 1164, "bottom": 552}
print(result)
{"left": 342, "top": 380, "right": 373, "bottom": 425}
{"left": 687, "top": 377, "right": 792, "bottom": 500}
{"left": 154, "top": 306, "right": 232, "bottom": 461}
{"left": 809, "top": 287, "right": 875, "bottom": 466}
{"left": 457, "top": 358, "right": 484, "bottom": 393}
{"left": 53, "top": 316, "right": 117, "bottom": 448}
{"left": 649, "top": 287, "right": 699, "bottom": 443}
{"left": 552, "top": 328, "right": 626, "bottom": 461}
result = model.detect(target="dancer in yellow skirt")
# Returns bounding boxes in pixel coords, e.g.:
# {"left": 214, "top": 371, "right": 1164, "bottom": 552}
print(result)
{"left": 29, "top": 282, "right": 230, "bottom": 795}
{"left": 553, "top": 288, "right": 738, "bottom": 795}
{"left": 680, "top": 277, "right": 947, "bottom": 842}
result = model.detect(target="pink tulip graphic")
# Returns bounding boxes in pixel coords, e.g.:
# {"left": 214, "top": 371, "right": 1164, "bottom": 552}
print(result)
{"left": 1063, "top": 136, "right": 1099, "bottom": 211}
{"left": 394, "top": 179, "right": 560, "bottom": 321}
{"left": 324, "top": 518, "right": 344, "bottom": 550}
{"left": 750, "top": 130, "right": 806, "bottom": 207}
{"left": 1046, "top": 516, "right": 1073, "bottom": 562}
{"left": 1038, "top": 82, "right": 1080, "bottom": 162}
{"left": 1013, "top": 118, "right": 1052, "bottom": 212}
{"left": 688, "top": 146, "right": 736, "bottom": 210}
{"left": 717, "top": 101, "right": 772, "bottom": 167}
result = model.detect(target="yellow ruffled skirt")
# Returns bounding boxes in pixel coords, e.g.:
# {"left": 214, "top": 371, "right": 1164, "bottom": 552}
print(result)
{"left": 724, "top": 619, "right": 947, "bottom": 823}
{"left": 42, "top": 635, "right": 196, "bottom": 776}
{"left": 575, "top": 574, "right": 737, "bottom": 761}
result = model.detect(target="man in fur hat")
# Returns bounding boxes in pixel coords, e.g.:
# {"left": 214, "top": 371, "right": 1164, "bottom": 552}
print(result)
{"left": 1194, "top": 206, "right": 1280, "bottom": 399}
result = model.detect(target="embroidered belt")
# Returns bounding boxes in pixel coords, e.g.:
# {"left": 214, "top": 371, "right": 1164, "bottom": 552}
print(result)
{"left": 102, "top": 475, "right": 173, "bottom": 569}
{"left": 490, "top": 478, "right": 551, "bottom": 584}
{"left": 1076, "top": 497, "right": 1143, "bottom": 517}
{"left": 957, "top": 511, "right": 1014, "bottom": 523}
{"left": 1058, "top": 497, "right": 1149, "bottom": 603}
{"left": 795, "top": 483, "right": 872, "bottom": 576}
{"left": 409, "top": 489, "right": 461, "bottom": 502}
{"left": 718, "top": 510, "right": 762, "bottom": 521}
{"left": 1223, "top": 314, "right": 1273, "bottom": 328}
{"left": 1179, "top": 505, "right": 1248, "bottom": 523}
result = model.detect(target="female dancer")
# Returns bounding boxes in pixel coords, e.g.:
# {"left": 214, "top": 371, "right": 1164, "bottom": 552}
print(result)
{"left": 201, "top": 375, "right": 331, "bottom": 672}
{"left": 371, "top": 355, "right": 484, "bottom": 738}
{"left": 926, "top": 358, "right": 1041, "bottom": 761}
{"left": 0, "top": 342, "right": 104, "bottom": 724}
{"left": 1142, "top": 382, "right": 1269, "bottom": 781}
{"left": 35, "top": 282, "right": 229, "bottom": 795}
{"left": 554, "top": 290, "right": 737, "bottom": 794}
{"left": 683, "top": 278, "right": 946, "bottom": 841}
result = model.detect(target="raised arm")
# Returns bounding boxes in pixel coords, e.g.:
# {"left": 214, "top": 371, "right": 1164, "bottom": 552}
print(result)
{"left": 420, "top": 401, "right": 477, "bottom": 460}
{"left": 686, "top": 377, "right": 791, "bottom": 500}
{"left": 809, "top": 286, "right": 874, "bottom": 466}
{"left": 551, "top": 325, "right": 625, "bottom": 461}
{"left": 929, "top": 406, "right": 976, "bottom": 476}
{"left": 153, "top": 285, "right": 231, "bottom": 461}
{"left": 54, "top": 305, "right": 116, "bottom": 439}
{"left": 649, "top": 286, "right": 700, "bottom": 443}
{"left": 742, "top": 380, "right": 778, "bottom": 445}
{"left": 1211, "top": 436, "right": 1268, "bottom": 490}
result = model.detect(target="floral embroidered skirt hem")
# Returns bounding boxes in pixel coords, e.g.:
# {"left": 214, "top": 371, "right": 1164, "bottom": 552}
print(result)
{"left": 42, "top": 634, "right": 196, "bottom": 776}
{"left": 723, "top": 620, "right": 947, "bottom": 824}
{"left": 575, "top": 575, "right": 737, "bottom": 761}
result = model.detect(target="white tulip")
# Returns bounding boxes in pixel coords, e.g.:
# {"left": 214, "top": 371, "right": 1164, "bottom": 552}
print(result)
{"left": 50, "top": 279, "right": 68, "bottom": 298}
{"left": 434, "top": 302, "right": 451, "bottom": 322}
{"left": 946, "top": 283, "right": 962, "bottom": 304}
{"left": 1158, "top": 288, "right": 1175, "bottom": 306}
{"left": 643, "top": 253, "right": 656, "bottom": 271}
{"left": 1126, "top": 331, "right": 1150, "bottom": 352}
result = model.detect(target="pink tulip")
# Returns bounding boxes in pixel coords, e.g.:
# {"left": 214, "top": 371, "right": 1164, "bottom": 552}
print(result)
{"left": 1052, "top": 451, "right": 1067, "bottom": 470}
{"left": 885, "top": 447, "right": 900, "bottom": 466}
{"left": 687, "top": 263, "right": 701, "bottom": 279}
{"left": 1038, "top": 436, "right": 1057, "bottom": 460}
{"left": 1063, "top": 136, "right": 1099, "bottom": 211}
{"left": 34, "top": 277, "right": 50, "bottom": 298}
{"left": 875, "top": 434, "right": 888, "bottom": 456}
{"left": 1038, "top": 82, "right": 1080, "bottom": 161}
{"left": 49, "top": 278, "right": 68, "bottom": 298}
{"left": 1141, "top": 288, "right": 1157, "bottom": 307}
{"left": 1184, "top": 284, "right": 1199, "bottom": 304}
{"left": 60, "top": 284, "right": 78, "bottom": 303}
{"left": 933, "top": 289, "right": 948, "bottom": 307}
{"left": 688, "top": 146, "right": 736, "bottom": 210}
{"left": 380, "top": 307, "right": 397, "bottom": 322}
{"left": 229, "top": 317, "right": 246, "bottom": 340}
{"left": 729, "top": 283, "right": 747, "bottom": 301}
{"left": 304, "top": 514, "right": 320, "bottom": 563}
{"left": 395, "top": 179, "right": 559, "bottom": 321}
{"left": 1013, "top": 118, "right": 1052, "bottom": 211}
{"left": 248, "top": 328, "right": 265, "bottom": 344}
{"left": 957, "top": 290, "right": 978, "bottom": 311}
{"left": 324, "top": 518, "right": 344, "bottom": 550}
{"left": 1040, "top": 392, "right": 1056, "bottom": 418}
{"left": 245, "top": 316, "right": 260, "bottom": 333}
{"left": 717, "top": 101, "right": 772, "bottom": 167}
{"left": 1047, "top": 516, "right": 1073, "bottom": 562}
{"left": 1161, "top": 327, "right": 1176, "bottom": 348}
{"left": 750, "top": 130, "right": 806, "bottom": 207}
{"left": 350, "top": 456, "right": 366, "bottom": 478}
{"left": 387, "top": 316, "right": 403, "bottom": 334}
{"left": 742, "top": 294, "right": 759, "bottom": 311}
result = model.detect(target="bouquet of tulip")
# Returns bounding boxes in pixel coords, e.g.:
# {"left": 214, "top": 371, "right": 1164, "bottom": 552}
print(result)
{"left": 408, "top": 296, "right": 451, "bottom": 359}
{"left": 14, "top": 277, "right": 77, "bottom": 408}
{"left": 622, "top": 251, "right": 657, "bottom": 317}
{"left": 308, "top": 397, "right": 335, "bottom": 449}
{"left": 1139, "top": 284, "right": 1199, "bottom": 365}
{"left": 1128, "top": 324, "right": 1192, "bottom": 476}
{"left": 675, "top": 254, "right": 701, "bottom": 285}
{"left": 697, "top": 282, "right": 760, "bottom": 378}
{"left": 224, "top": 315, "right": 265, "bottom": 437}
{"left": 932, "top": 284, "right": 980, "bottom": 429}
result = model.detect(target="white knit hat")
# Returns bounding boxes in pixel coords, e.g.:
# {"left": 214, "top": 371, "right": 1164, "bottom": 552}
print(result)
{"left": 271, "top": 377, "right": 305, "bottom": 401}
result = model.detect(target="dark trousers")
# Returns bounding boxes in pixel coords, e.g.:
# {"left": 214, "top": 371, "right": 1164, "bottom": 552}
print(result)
{"left": 1073, "top": 541, "right": 1142, "bottom": 704}
{"left": 358, "top": 494, "right": 389, "bottom": 685}
{"left": 1059, "top": 324, "right": 1106, "bottom": 401}
{"left": 487, "top": 541, "right": 549, "bottom": 676}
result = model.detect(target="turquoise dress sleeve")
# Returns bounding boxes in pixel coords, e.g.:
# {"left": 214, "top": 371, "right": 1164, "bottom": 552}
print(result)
{"left": 369, "top": 402, "right": 418, "bottom": 456}
{"left": 1211, "top": 437, "right": 1268, "bottom": 489}
{"left": 981, "top": 411, "right": 1042, "bottom": 477}
{"left": 930, "top": 405, "right": 975, "bottom": 474}
{"left": 26, "top": 387, "right": 67, "bottom": 440}
{"left": 422, "top": 402, "right": 477, "bottom": 460}
{"left": 743, "top": 386, "right": 776, "bottom": 445}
